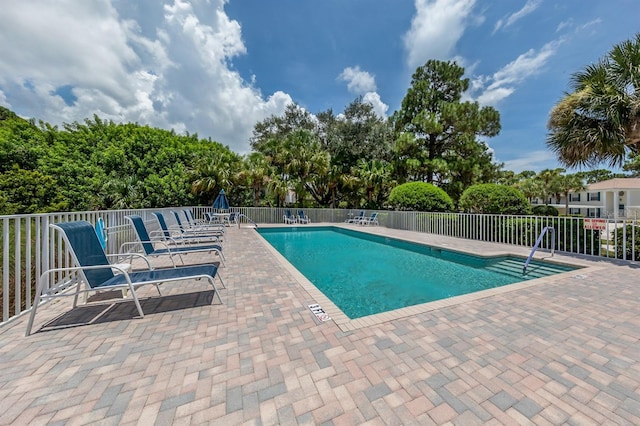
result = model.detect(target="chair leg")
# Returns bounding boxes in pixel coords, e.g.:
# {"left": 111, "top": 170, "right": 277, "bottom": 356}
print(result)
{"left": 72, "top": 278, "right": 82, "bottom": 308}
{"left": 128, "top": 284, "right": 145, "bottom": 318}
{"left": 25, "top": 284, "right": 44, "bottom": 336}
{"left": 216, "top": 272, "right": 225, "bottom": 289}
{"left": 216, "top": 250, "right": 226, "bottom": 267}
{"left": 209, "top": 277, "right": 223, "bottom": 304}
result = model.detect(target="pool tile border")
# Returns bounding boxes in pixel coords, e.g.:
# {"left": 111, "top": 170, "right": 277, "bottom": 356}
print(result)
{"left": 256, "top": 223, "right": 604, "bottom": 332}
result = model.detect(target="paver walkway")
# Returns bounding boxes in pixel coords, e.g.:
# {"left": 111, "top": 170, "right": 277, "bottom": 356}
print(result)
{"left": 1, "top": 224, "right": 639, "bottom": 425}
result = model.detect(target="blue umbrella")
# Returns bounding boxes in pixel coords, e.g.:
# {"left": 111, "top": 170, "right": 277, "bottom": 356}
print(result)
{"left": 212, "top": 189, "right": 230, "bottom": 210}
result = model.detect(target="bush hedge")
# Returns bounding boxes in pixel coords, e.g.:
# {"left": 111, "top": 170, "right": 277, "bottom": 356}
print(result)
{"left": 614, "top": 224, "right": 640, "bottom": 261}
{"left": 459, "top": 184, "right": 531, "bottom": 215}
{"left": 532, "top": 205, "right": 559, "bottom": 216}
{"left": 388, "top": 182, "right": 453, "bottom": 212}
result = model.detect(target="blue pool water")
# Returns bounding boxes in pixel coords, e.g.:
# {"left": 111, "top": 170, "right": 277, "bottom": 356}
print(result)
{"left": 258, "top": 226, "right": 578, "bottom": 319}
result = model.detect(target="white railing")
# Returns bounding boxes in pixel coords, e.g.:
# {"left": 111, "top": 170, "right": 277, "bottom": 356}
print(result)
{"left": 1, "top": 207, "right": 639, "bottom": 327}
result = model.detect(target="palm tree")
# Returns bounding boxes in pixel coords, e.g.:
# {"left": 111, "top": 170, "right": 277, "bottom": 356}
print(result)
{"left": 535, "top": 168, "right": 564, "bottom": 204}
{"left": 190, "top": 156, "right": 234, "bottom": 203}
{"left": 547, "top": 33, "right": 640, "bottom": 167}
{"left": 556, "top": 174, "right": 586, "bottom": 213}
{"left": 238, "top": 152, "right": 270, "bottom": 207}
{"left": 102, "top": 176, "right": 143, "bottom": 209}
{"left": 514, "top": 178, "right": 542, "bottom": 203}
{"left": 352, "top": 159, "right": 392, "bottom": 206}
{"left": 267, "top": 175, "right": 289, "bottom": 207}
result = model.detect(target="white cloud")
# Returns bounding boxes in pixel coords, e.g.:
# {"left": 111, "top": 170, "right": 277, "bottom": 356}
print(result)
{"left": 403, "top": 0, "right": 478, "bottom": 69}
{"left": 556, "top": 18, "right": 573, "bottom": 33}
{"left": 476, "top": 86, "right": 515, "bottom": 106}
{"left": 494, "top": 0, "right": 542, "bottom": 33}
{"left": 503, "top": 150, "right": 558, "bottom": 173}
{"left": 0, "top": 0, "right": 292, "bottom": 153}
{"left": 362, "top": 92, "right": 389, "bottom": 118}
{"left": 338, "top": 66, "right": 377, "bottom": 94}
{"left": 337, "top": 66, "right": 388, "bottom": 117}
{"left": 471, "top": 40, "right": 560, "bottom": 106}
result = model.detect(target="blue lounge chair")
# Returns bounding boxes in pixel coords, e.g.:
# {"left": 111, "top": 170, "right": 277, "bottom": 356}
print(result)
{"left": 359, "top": 212, "right": 379, "bottom": 226}
{"left": 183, "top": 209, "right": 226, "bottom": 232}
{"left": 345, "top": 210, "right": 365, "bottom": 223}
{"left": 123, "top": 215, "right": 226, "bottom": 267}
{"left": 152, "top": 212, "right": 222, "bottom": 244}
{"left": 283, "top": 209, "right": 296, "bottom": 224}
{"left": 297, "top": 210, "right": 310, "bottom": 224}
{"left": 173, "top": 210, "right": 224, "bottom": 237}
{"left": 25, "top": 221, "right": 223, "bottom": 336}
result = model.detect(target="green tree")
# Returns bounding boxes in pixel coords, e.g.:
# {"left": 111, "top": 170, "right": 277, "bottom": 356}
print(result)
{"left": 547, "top": 33, "right": 640, "bottom": 167}
{"left": 535, "top": 168, "right": 564, "bottom": 204}
{"left": 514, "top": 178, "right": 542, "bottom": 203}
{"left": 238, "top": 152, "right": 271, "bottom": 207}
{"left": 392, "top": 59, "right": 501, "bottom": 183}
{"left": 267, "top": 175, "right": 289, "bottom": 207}
{"left": 440, "top": 139, "right": 503, "bottom": 204}
{"left": 351, "top": 159, "right": 393, "bottom": 208}
{"left": 250, "top": 103, "right": 316, "bottom": 154}
{"left": 459, "top": 184, "right": 531, "bottom": 215}
{"left": 0, "top": 166, "right": 60, "bottom": 213}
{"left": 190, "top": 154, "right": 237, "bottom": 205}
{"left": 320, "top": 97, "right": 393, "bottom": 173}
{"left": 388, "top": 182, "right": 453, "bottom": 212}
{"left": 556, "top": 174, "right": 586, "bottom": 213}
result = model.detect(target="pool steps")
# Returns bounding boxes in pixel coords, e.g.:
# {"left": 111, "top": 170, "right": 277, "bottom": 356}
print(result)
{"left": 485, "top": 258, "right": 574, "bottom": 280}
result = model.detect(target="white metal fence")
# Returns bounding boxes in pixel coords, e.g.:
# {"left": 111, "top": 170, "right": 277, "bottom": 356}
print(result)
{"left": 1, "top": 207, "right": 638, "bottom": 327}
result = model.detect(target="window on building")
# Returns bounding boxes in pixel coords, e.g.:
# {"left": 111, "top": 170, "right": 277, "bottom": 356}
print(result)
{"left": 587, "top": 208, "right": 601, "bottom": 217}
{"left": 570, "top": 193, "right": 581, "bottom": 201}
{"left": 587, "top": 192, "right": 601, "bottom": 202}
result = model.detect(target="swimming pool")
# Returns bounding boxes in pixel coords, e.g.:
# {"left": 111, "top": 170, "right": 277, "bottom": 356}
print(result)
{"left": 258, "top": 226, "right": 578, "bottom": 319}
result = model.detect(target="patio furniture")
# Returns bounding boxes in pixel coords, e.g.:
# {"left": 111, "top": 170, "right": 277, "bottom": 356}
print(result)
{"left": 26, "top": 221, "right": 223, "bottom": 336}
{"left": 122, "top": 215, "right": 226, "bottom": 267}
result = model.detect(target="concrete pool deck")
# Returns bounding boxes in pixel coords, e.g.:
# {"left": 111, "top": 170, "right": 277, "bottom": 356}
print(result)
{"left": 1, "top": 224, "right": 639, "bottom": 424}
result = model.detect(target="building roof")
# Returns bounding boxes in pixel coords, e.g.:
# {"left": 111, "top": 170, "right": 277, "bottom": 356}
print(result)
{"left": 588, "top": 178, "right": 640, "bottom": 190}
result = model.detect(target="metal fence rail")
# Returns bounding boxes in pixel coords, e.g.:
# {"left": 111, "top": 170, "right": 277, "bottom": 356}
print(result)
{"left": 1, "top": 207, "right": 638, "bottom": 327}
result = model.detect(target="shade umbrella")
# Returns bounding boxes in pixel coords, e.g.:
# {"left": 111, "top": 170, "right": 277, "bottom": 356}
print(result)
{"left": 212, "top": 189, "right": 230, "bottom": 210}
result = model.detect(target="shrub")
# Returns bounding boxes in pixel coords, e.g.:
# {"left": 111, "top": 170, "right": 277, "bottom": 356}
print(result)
{"left": 614, "top": 224, "right": 640, "bottom": 261}
{"left": 459, "top": 184, "right": 531, "bottom": 215}
{"left": 388, "top": 182, "right": 453, "bottom": 212}
{"left": 532, "top": 205, "right": 559, "bottom": 216}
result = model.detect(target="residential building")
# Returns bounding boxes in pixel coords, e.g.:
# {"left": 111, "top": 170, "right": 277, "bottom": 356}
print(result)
{"left": 533, "top": 178, "right": 640, "bottom": 219}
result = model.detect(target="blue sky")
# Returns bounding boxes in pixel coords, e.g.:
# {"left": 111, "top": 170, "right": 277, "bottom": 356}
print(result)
{"left": 1, "top": 1, "right": 639, "bottom": 172}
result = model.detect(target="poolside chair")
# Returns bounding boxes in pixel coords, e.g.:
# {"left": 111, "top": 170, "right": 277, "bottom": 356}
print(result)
{"left": 172, "top": 210, "right": 224, "bottom": 238}
{"left": 359, "top": 212, "right": 379, "bottom": 226}
{"left": 95, "top": 218, "right": 132, "bottom": 274}
{"left": 122, "top": 215, "right": 226, "bottom": 267}
{"left": 153, "top": 212, "right": 222, "bottom": 245}
{"left": 297, "top": 210, "right": 310, "bottom": 224}
{"left": 224, "top": 212, "right": 239, "bottom": 226}
{"left": 183, "top": 209, "right": 226, "bottom": 232}
{"left": 25, "top": 220, "right": 223, "bottom": 336}
{"left": 283, "top": 209, "right": 297, "bottom": 224}
{"left": 345, "top": 210, "right": 365, "bottom": 223}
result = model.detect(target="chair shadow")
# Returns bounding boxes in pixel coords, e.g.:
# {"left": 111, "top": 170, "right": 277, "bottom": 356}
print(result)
{"left": 37, "top": 290, "right": 216, "bottom": 333}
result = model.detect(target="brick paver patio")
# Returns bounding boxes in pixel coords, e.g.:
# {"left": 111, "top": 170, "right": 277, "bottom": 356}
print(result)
{"left": 1, "top": 224, "right": 639, "bottom": 425}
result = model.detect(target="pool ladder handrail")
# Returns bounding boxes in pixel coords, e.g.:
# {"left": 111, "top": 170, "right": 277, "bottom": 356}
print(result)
{"left": 237, "top": 213, "right": 258, "bottom": 228}
{"left": 523, "top": 226, "right": 555, "bottom": 274}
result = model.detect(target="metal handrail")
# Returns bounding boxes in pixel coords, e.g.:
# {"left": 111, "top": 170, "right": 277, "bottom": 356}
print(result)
{"left": 523, "top": 226, "right": 555, "bottom": 274}
{"left": 237, "top": 213, "right": 258, "bottom": 228}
